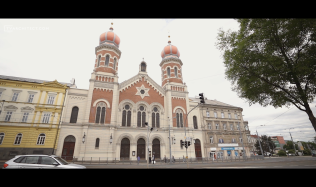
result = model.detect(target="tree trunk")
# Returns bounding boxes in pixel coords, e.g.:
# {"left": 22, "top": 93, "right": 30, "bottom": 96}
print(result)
{"left": 305, "top": 104, "right": 316, "bottom": 132}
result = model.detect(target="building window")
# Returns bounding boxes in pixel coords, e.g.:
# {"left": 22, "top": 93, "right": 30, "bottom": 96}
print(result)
{"left": 176, "top": 109, "right": 184, "bottom": 128}
{"left": 235, "top": 113, "right": 237, "bottom": 119}
{"left": 12, "top": 92, "right": 19, "bottom": 102}
{"left": 152, "top": 107, "right": 160, "bottom": 128}
{"left": 214, "top": 112, "right": 217, "bottom": 118}
{"left": 97, "top": 55, "right": 101, "bottom": 67}
{"left": 141, "top": 62, "right": 146, "bottom": 72}
{"left": 219, "top": 138, "right": 224, "bottom": 143}
{"left": 95, "top": 102, "right": 106, "bottom": 124}
{"left": 95, "top": 138, "right": 100, "bottom": 148}
{"left": 206, "top": 111, "right": 210, "bottom": 117}
{"left": 167, "top": 67, "right": 171, "bottom": 78}
{"left": 239, "top": 138, "right": 243, "bottom": 143}
{"left": 42, "top": 113, "right": 51, "bottom": 123}
{"left": 113, "top": 58, "right": 117, "bottom": 70}
{"left": 230, "top": 124, "right": 234, "bottom": 130}
{"left": 174, "top": 67, "right": 178, "bottom": 78}
{"left": 232, "top": 138, "right": 236, "bottom": 143}
{"left": 28, "top": 94, "right": 34, "bottom": 103}
{"left": 237, "top": 124, "right": 240, "bottom": 130}
{"left": 0, "top": 91, "right": 2, "bottom": 99}
{"left": 210, "top": 136, "right": 213, "bottom": 143}
{"left": 0, "top": 133, "right": 4, "bottom": 145}
{"left": 105, "top": 55, "right": 109, "bottom": 67}
{"left": 208, "top": 123, "right": 212, "bottom": 129}
{"left": 36, "top": 133, "right": 46, "bottom": 145}
{"left": 244, "top": 125, "right": 249, "bottom": 131}
{"left": 228, "top": 113, "right": 231, "bottom": 119}
{"left": 221, "top": 112, "right": 224, "bottom": 118}
{"left": 21, "top": 113, "right": 29, "bottom": 123}
{"left": 5, "top": 112, "right": 13, "bottom": 122}
{"left": 215, "top": 123, "right": 219, "bottom": 130}
{"left": 122, "top": 104, "right": 131, "bottom": 127}
{"left": 14, "top": 133, "right": 22, "bottom": 145}
{"left": 193, "top": 116, "right": 198, "bottom": 129}
{"left": 247, "top": 136, "right": 251, "bottom": 143}
{"left": 47, "top": 96, "right": 55, "bottom": 105}
{"left": 223, "top": 124, "right": 227, "bottom": 130}
{"left": 137, "top": 105, "right": 146, "bottom": 127}
{"left": 70, "top": 106, "right": 79, "bottom": 123}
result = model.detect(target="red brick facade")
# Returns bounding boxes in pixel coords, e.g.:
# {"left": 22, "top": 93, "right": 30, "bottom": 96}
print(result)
{"left": 171, "top": 98, "right": 187, "bottom": 127}
{"left": 89, "top": 89, "right": 113, "bottom": 123}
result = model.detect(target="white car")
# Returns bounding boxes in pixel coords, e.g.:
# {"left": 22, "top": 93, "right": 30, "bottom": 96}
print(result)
{"left": 2, "top": 155, "right": 86, "bottom": 169}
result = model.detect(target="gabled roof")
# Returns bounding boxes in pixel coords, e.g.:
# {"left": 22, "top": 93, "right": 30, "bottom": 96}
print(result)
{"left": 119, "top": 73, "right": 165, "bottom": 96}
{"left": 0, "top": 75, "right": 72, "bottom": 87}
{"left": 189, "top": 97, "right": 241, "bottom": 109}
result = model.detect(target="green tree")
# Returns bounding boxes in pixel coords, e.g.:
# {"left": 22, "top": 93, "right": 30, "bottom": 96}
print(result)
{"left": 216, "top": 19, "right": 316, "bottom": 131}
{"left": 277, "top": 150, "right": 286, "bottom": 156}
{"left": 254, "top": 135, "right": 276, "bottom": 155}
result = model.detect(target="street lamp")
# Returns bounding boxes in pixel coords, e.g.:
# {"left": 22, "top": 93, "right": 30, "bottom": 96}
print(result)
{"left": 285, "top": 128, "right": 297, "bottom": 156}
{"left": 82, "top": 132, "right": 86, "bottom": 144}
{"left": 168, "top": 116, "right": 177, "bottom": 164}
{"left": 145, "top": 122, "right": 153, "bottom": 168}
{"left": 110, "top": 133, "right": 113, "bottom": 144}
{"left": 238, "top": 115, "right": 246, "bottom": 159}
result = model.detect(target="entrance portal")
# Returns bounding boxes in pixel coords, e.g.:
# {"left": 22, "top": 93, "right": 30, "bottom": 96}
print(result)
{"left": 120, "top": 138, "right": 130, "bottom": 159}
{"left": 152, "top": 139, "right": 160, "bottom": 159}
{"left": 137, "top": 138, "right": 146, "bottom": 159}
{"left": 194, "top": 139, "right": 202, "bottom": 159}
{"left": 61, "top": 135, "right": 76, "bottom": 161}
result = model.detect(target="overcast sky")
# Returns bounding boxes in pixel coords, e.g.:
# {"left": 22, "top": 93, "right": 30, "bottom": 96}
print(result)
{"left": 0, "top": 19, "right": 315, "bottom": 142}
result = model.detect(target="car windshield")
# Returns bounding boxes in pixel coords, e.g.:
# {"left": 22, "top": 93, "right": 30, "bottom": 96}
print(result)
{"left": 54, "top": 157, "right": 69, "bottom": 165}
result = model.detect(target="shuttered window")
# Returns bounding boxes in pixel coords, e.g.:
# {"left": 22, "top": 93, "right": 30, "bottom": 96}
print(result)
{"left": 193, "top": 116, "right": 198, "bottom": 129}
{"left": 70, "top": 107, "right": 79, "bottom": 123}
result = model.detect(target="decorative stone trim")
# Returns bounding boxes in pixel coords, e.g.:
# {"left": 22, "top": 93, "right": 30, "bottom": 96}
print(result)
{"left": 12, "top": 89, "right": 22, "bottom": 93}
{"left": 94, "top": 88, "right": 113, "bottom": 92}
{"left": 94, "top": 82, "right": 114, "bottom": 89}
{"left": 69, "top": 96, "right": 86, "bottom": 100}
{"left": 4, "top": 105, "right": 18, "bottom": 111}
{"left": 21, "top": 106, "right": 34, "bottom": 112}
{"left": 159, "top": 57, "right": 183, "bottom": 66}
{"left": 95, "top": 44, "right": 121, "bottom": 57}
{"left": 92, "top": 99, "right": 111, "bottom": 109}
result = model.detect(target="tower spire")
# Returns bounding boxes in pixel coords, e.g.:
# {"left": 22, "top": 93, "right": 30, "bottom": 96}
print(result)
{"left": 110, "top": 21, "right": 113, "bottom": 31}
{"left": 168, "top": 31, "right": 171, "bottom": 44}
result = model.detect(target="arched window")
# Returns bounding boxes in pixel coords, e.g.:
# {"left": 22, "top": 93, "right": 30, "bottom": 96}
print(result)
{"left": 95, "top": 102, "right": 106, "bottom": 124}
{"left": 137, "top": 105, "right": 146, "bottom": 127}
{"left": 141, "top": 62, "right": 146, "bottom": 72}
{"left": 113, "top": 58, "right": 117, "bottom": 70}
{"left": 174, "top": 67, "right": 178, "bottom": 78}
{"left": 95, "top": 138, "right": 100, "bottom": 148}
{"left": 37, "top": 133, "right": 45, "bottom": 145}
{"left": 176, "top": 109, "right": 183, "bottom": 128}
{"left": 193, "top": 116, "right": 198, "bottom": 129}
{"left": 105, "top": 55, "right": 110, "bottom": 67}
{"left": 151, "top": 107, "right": 160, "bottom": 128}
{"left": 122, "top": 104, "right": 131, "bottom": 127}
{"left": 14, "top": 133, "right": 22, "bottom": 145}
{"left": 70, "top": 106, "right": 79, "bottom": 123}
{"left": 97, "top": 56, "right": 101, "bottom": 67}
{"left": 167, "top": 67, "right": 171, "bottom": 78}
{"left": 0, "top": 133, "right": 5, "bottom": 145}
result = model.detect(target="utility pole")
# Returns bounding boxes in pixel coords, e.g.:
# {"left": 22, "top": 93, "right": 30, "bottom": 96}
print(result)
{"left": 287, "top": 128, "right": 297, "bottom": 156}
{"left": 168, "top": 117, "right": 173, "bottom": 164}
{"left": 256, "top": 130, "right": 264, "bottom": 158}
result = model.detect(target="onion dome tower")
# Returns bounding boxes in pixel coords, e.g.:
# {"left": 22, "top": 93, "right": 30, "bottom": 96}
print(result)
{"left": 160, "top": 34, "right": 183, "bottom": 87}
{"left": 94, "top": 22, "right": 121, "bottom": 75}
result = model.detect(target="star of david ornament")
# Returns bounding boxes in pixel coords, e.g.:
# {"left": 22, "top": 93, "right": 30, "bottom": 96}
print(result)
{"left": 136, "top": 84, "right": 150, "bottom": 99}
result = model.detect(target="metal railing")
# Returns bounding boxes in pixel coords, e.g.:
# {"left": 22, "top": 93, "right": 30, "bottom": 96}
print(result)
{"left": 60, "top": 155, "right": 264, "bottom": 165}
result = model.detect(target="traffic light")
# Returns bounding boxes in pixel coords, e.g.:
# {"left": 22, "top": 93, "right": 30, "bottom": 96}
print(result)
{"left": 199, "top": 93, "right": 205, "bottom": 104}
{"left": 173, "top": 137, "right": 176, "bottom": 144}
{"left": 188, "top": 141, "right": 191, "bottom": 147}
{"left": 184, "top": 141, "right": 188, "bottom": 148}
{"left": 180, "top": 140, "right": 184, "bottom": 148}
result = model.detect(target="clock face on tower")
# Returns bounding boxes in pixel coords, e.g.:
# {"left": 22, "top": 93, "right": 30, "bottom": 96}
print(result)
{"left": 136, "top": 84, "right": 150, "bottom": 99}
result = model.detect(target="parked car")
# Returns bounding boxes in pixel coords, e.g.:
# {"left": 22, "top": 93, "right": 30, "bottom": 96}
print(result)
{"left": 2, "top": 155, "right": 86, "bottom": 169}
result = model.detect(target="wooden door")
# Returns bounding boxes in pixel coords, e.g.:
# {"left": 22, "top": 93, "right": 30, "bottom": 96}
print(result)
{"left": 61, "top": 135, "right": 76, "bottom": 161}
{"left": 120, "top": 138, "right": 130, "bottom": 159}
{"left": 194, "top": 139, "right": 202, "bottom": 160}
{"left": 152, "top": 139, "right": 160, "bottom": 159}
{"left": 137, "top": 138, "right": 146, "bottom": 159}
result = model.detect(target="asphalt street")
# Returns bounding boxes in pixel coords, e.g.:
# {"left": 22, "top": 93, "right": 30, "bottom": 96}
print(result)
{"left": 79, "top": 156, "right": 316, "bottom": 169}
{"left": 1, "top": 156, "right": 315, "bottom": 169}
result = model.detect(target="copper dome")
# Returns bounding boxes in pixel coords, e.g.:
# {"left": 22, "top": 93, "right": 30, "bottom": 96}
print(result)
{"left": 99, "top": 31, "right": 120, "bottom": 47}
{"left": 161, "top": 44, "right": 180, "bottom": 58}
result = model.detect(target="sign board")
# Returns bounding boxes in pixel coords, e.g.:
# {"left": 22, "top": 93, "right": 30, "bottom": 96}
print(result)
{"left": 210, "top": 148, "right": 216, "bottom": 151}
{"left": 221, "top": 147, "right": 235, "bottom": 150}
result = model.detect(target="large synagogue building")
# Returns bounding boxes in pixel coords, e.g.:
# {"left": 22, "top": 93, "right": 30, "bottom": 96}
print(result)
{"left": 55, "top": 24, "right": 252, "bottom": 161}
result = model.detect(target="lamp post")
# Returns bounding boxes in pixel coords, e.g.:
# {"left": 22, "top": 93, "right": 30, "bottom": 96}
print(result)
{"left": 238, "top": 115, "right": 246, "bottom": 159}
{"left": 82, "top": 132, "right": 86, "bottom": 144}
{"left": 168, "top": 116, "right": 177, "bottom": 164}
{"left": 145, "top": 122, "right": 153, "bottom": 168}
{"left": 256, "top": 129, "right": 264, "bottom": 158}
{"left": 286, "top": 128, "right": 297, "bottom": 156}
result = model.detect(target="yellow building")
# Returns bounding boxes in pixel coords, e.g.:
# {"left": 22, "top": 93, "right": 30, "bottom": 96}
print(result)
{"left": 0, "top": 75, "right": 72, "bottom": 160}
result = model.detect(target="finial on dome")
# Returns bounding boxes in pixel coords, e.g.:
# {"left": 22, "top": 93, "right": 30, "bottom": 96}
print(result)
{"left": 110, "top": 21, "right": 113, "bottom": 31}
{"left": 168, "top": 33, "right": 171, "bottom": 44}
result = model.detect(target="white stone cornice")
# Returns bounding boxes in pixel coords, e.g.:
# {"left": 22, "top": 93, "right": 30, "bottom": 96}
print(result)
{"left": 159, "top": 57, "right": 183, "bottom": 66}
{"left": 95, "top": 44, "right": 121, "bottom": 57}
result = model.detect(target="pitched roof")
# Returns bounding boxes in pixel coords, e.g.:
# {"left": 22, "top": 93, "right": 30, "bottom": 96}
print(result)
{"left": 0, "top": 74, "right": 72, "bottom": 87}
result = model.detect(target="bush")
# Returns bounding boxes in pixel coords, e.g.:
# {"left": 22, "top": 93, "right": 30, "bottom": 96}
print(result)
{"left": 303, "top": 149, "right": 311, "bottom": 155}
{"left": 288, "top": 149, "right": 295, "bottom": 154}
{"left": 277, "top": 150, "right": 286, "bottom": 156}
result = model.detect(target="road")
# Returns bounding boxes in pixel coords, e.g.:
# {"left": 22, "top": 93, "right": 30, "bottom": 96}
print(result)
{"left": 1, "top": 156, "right": 315, "bottom": 169}
{"left": 80, "top": 156, "right": 316, "bottom": 169}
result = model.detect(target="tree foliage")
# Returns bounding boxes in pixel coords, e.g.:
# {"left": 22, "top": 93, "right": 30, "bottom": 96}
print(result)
{"left": 216, "top": 19, "right": 316, "bottom": 131}
{"left": 277, "top": 150, "right": 286, "bottom": 156}
{"left": 254, "top": 135, "right": 276, "bottom": 155}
